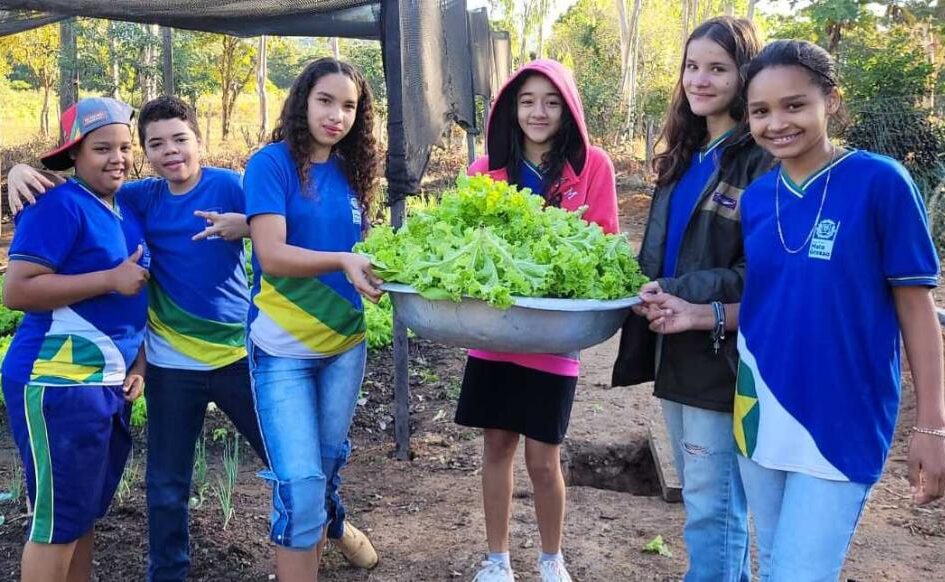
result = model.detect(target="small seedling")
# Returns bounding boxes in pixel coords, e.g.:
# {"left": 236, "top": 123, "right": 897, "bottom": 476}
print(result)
{"left": 444, "top": 379, "right": 462, "bottom": 402}
{"left": 2, "top": 460, "right": 24, "bottom": 504}
{"left": 116, "top": 450, "right": 141, "bottom": 504}
{"left": 214, "top": 434, "right": 240, "bottom": 530}
{"left": 190, "top": 431, "right": 210, "bottom": 510}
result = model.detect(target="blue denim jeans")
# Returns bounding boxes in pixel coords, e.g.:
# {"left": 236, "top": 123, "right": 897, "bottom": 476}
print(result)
{"left": 248, "top": 340, "right": 366, "bottom": 550}
{"left": 738, "top": 456, "right": 871, "bottom": 581}
{"left": 145, "top": 358, "right": 266, "bottom": 582}
{"left": 661, "top": 399, "right": 750, "bottom": 582}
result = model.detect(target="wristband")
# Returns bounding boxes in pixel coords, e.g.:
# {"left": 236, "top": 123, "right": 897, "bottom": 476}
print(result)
{"left": 711, "top": 301, "right": 725, "bottom": 354}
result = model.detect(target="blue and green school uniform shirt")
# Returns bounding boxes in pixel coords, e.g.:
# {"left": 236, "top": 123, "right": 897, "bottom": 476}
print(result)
{"left": 662, "top": 131, "right": 732, "bottom": 277}
{"left": 1, "top": 179, "right": 148, "bottom": 386}
{"left": 736, "top": 150, "right": 939, "bottom": 484}
{"left": 121, "top": 168, "right": 248, "bottom": 370}
{"left": 243, "top": 142, "right": 365, "bottom": 358}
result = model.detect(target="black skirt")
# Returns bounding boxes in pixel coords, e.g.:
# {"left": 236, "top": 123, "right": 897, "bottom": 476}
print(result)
{"left": 455, "top": 356, "right": 577, "bottom": 445}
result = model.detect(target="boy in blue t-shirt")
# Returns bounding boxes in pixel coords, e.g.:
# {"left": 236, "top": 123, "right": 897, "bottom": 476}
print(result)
{"left": 2, "top": 97, "right": 149, "bottom": 582}
{"left": 7, "top": 96, "right": 378, "bottom": 578}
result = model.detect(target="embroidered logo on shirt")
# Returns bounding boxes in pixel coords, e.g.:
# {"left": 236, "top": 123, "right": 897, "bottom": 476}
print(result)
{"left": 564, "top": 188, "right": 578, "bottom": 200}
{"left": 350, "top": 197, "right": 362, "bottom": 226}
{"left": 712, "top": 191, "right": 738, "bottom": 210}
{"left": 808, "top": 219, "right": 840, "bottom": 261}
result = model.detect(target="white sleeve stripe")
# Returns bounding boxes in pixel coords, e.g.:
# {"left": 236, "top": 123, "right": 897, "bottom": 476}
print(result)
{"left": 888, "top": 275, "right": 939, "bottom": 281}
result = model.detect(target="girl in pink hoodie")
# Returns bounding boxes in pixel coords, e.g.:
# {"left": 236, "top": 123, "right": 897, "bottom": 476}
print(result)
{"left": 456, "top": 59, "right": 617, "bottom": 582}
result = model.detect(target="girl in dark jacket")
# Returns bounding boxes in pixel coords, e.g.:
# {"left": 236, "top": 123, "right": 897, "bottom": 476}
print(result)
{"left": 612, "top": 17, "right": 770, "bottom": 582}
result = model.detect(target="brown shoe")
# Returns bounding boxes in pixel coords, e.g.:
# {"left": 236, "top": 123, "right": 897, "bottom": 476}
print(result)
{"left": 335, "top": 522, "right": 378, "bottom": 569}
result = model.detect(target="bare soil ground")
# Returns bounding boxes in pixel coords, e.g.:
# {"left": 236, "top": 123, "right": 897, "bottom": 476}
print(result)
{"left": 0, "top": 186, "right": 941, "bottom": 581}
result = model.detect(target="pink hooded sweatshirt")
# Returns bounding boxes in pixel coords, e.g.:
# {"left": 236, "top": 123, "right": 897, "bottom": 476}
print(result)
{"left": 467, "top": 59, "right": 619, "bottom": 377}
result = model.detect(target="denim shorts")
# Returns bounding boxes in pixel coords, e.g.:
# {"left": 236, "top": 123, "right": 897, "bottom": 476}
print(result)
{"left": 248, "top": 340, "right": 366, "bottom": 550}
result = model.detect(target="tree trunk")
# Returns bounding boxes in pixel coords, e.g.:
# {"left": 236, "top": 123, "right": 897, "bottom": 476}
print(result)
{"left": 221, "top": 36, "right": 235, "bottom": 141}
{"left": 518, "top": 1, "right": 534, "bottom": 65}
{"left": 681, "top": 0, "right": 690, "bottom": 47}
{"left": 626, "top": 0, "right": 642, "bottom": 139}
{"left": 41, "top": 80, "right": 51, "bottom": 136}
{"left": 616, "top": 0, "right": 631, "bottom": 96}
{"left": 257, "top": 35, "right": 269, "bottom": 143}
{"left": 161, "top": 26, "right": 174, "bottom": 96}
{"left": 108, "top": 22, "right": 120, "bottom": 99}
{"left": 536, "top": 0, "right": 549, "bottom": 59}
{"left": 58, "top": 18, "right": 77, "bottom": 114}
{"left": 747, "top": 0, "right": 758, "bottom": 21}
{"left": 138, "top": 24, "right": 159, "bottom": 103}
{"left": 331, "top": 37, "right": 340, "bottom": 60}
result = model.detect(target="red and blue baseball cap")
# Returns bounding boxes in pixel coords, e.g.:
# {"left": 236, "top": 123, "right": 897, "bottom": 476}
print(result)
{"left": 41, "top": 97, "right": 134, "bottom": 171}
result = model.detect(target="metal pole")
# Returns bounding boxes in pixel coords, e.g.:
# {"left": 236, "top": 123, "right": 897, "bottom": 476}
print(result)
{"left": 391, "top": 196, "right": 411, "bottom": 461}
{"left": 466, "top": 131, "right": 476, "bottom": 165}
{"left": 482, "top": 100, "right": 491, "bottom": 155}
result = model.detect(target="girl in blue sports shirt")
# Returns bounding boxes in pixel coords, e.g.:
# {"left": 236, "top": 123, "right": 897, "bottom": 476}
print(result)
{"left": 642, "top": 40, "right": 945, "bottom": 581}
{"left": 243, "top": 57, "right": 383, "bottom": 582}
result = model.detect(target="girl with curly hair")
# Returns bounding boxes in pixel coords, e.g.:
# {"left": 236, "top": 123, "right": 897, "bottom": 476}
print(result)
{"left": 242, "top": 57, "right": 383, "bottom": 582}
{"left": 457, "top": 59, "right": 618, "bottom": 582}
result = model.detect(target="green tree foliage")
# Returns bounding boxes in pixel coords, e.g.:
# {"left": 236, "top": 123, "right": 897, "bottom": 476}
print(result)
{"left": 3, "top": 24, "right": 59, "bottom": 134}
{"left": 546, "top": 0, "right": 622, "bottom": 138}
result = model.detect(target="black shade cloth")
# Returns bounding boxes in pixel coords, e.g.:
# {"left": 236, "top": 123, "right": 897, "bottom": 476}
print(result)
{"left": 0, "top": 0, "right": 504, "bottom": 205}
{"left": 0, "top": 2, "right": 381, "bottom": 37}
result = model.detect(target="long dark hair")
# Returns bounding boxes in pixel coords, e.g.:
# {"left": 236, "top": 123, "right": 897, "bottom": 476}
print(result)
{"left": 744, "top": 40, "right": 849, "bottom": 130}
{"left": 271, "top": 57, "right": 378, "bottom": 211}
{"left": 653, "top": 17, "right": 761, "bottom": 186}
{"left": 502, "top": 71, "right": 582, "bottom": 208}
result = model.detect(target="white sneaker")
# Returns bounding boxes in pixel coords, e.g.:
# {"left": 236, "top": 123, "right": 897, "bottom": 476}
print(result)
{"left": 472, "top": 559, "right": 515, "bottom": 582}
{"left": 538, "top": 558, "right": 573, "bottom": 582}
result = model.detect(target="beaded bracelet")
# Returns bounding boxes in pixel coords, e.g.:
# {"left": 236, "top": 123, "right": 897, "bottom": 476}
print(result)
{"left": 912, "top": 426, "right": 945, "bottom": 439}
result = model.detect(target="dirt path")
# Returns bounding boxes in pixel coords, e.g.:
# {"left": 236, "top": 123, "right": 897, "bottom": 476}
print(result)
{"left": 0, "top": 189, "right": 941, "bottom": 580}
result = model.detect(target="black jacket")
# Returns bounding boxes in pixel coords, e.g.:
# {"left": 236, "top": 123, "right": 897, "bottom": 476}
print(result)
{"left": 612, "top": 132, "right": 773, "bottom": 412}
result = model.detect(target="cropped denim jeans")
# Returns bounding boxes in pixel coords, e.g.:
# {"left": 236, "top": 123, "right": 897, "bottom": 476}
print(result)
{"left": 248, "top": 340, "right": 366, "bottom": 550}
{"left": 738, "top": 456, "right": 871, "bottom": 582}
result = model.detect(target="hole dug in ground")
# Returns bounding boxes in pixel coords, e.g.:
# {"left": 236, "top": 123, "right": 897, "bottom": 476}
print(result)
{"left": 561, "top": 438, "right": 660, "bottom": 496}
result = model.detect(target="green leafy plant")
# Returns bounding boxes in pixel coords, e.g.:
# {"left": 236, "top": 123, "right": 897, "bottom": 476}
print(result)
{"left": 356, "top": 175, "right": 648, "bottom": 309}
{"left": 213, "top": 434, "right": 240, "bottom": 530}
{"left": 642, "top": 535, "right": 672, "bottom": 557}
{"left": 364, "top": 294, "right": 394, "bottom": 350}
{"left": 130, "top": 397, "right": 148, "bottom": 428}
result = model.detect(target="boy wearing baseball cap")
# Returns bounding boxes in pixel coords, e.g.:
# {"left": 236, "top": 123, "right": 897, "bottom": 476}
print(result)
{"left": 2, "top": 97, "right": 150, "bottom": 582}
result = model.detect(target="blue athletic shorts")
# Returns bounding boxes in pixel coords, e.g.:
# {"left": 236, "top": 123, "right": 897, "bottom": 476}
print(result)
{"left": 2, "top": 380, "right": 131, "bottom": 544}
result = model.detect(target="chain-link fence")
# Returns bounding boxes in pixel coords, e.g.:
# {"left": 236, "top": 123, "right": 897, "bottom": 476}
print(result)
{"left": 842, "top": 96, "right": 945, "bottom": 255}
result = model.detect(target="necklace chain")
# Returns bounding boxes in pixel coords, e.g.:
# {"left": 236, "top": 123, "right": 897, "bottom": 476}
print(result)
{"left": 775, "top": 149, "right": 838, "bottom": 254}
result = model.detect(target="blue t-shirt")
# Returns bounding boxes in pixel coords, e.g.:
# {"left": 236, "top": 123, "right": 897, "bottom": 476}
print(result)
{"left": 518, "top": 160, "right": 546, "bottom": 195}
{"left": 243, "top": 142, "right": 365, "bottom": 358}
{"left": 736, "top": 150, "right": 940, "bottom": 484}
{"left": 121, "top": 168, "right": 249, "bottom": 370}
{"left": 2, "top": 179, "right": 149, "bottom": 386}
{"left": 661, "top": 133, "right": 731, "bottom": 277}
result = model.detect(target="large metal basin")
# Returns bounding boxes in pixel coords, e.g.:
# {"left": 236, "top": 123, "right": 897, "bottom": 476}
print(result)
{"left": 381, "top": 283, "right": 641, "bottom": 353}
